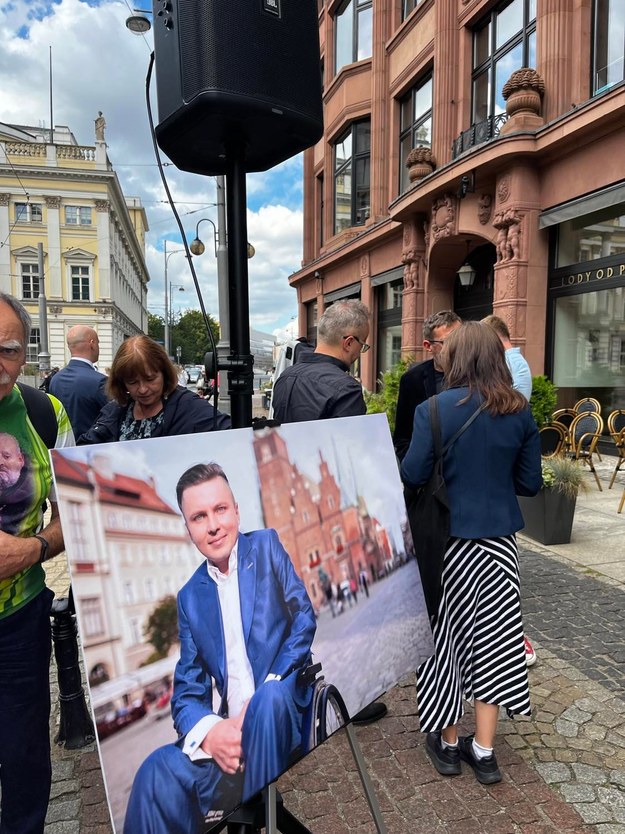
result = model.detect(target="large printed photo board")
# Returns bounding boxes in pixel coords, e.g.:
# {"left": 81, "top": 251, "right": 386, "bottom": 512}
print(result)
{"left": 51, "top": 414, "right": 433, "bottom": 832}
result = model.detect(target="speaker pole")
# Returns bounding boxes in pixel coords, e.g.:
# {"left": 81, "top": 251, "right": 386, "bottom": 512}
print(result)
{"left": 225, "top": 144, "right": 254, "bottom": 429}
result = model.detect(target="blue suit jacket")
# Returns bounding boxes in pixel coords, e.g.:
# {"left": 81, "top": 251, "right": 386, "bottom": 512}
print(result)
{"left": 171, "top": 529, "right": 316, "bottom": 739}
{"left": 401, "top": 388, "right": 542, "bottom": 539}
{"left": 49, "top": 359, "right": 108, "bottom": 439}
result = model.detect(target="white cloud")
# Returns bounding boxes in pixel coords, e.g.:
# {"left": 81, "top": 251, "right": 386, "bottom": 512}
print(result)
{"left": 1, "top": 0, "right": 303, "bottom": 332}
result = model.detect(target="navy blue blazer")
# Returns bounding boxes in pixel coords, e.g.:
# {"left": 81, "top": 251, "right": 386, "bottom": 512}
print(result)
{"left": 49, "top": 359, "right": 108, "bottom": 439}
{"left": 171, "top": 529, "right": 316, "bottom": 739}
{"left": 401, "top": 388, "right": 542, "bottom": 539}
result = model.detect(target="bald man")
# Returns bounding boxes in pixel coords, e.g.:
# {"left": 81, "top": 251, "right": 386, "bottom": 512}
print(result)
{"left": 50, "top": 325, "right": 108, "bottom": 438}
{"left": 0, "top": 432, "right": 33, "bottom": 536}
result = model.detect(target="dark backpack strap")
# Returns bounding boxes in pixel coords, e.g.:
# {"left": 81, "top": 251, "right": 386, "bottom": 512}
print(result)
{"left": 17, "top": 382, "right": 58, "bottom": 449}
{"left": 429, "top": 395, "right": 443, "bottom": 459}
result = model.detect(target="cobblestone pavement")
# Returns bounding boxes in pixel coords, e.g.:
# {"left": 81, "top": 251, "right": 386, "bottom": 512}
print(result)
{"left": 42, "top": 475, "right": 625, "bottom": 833}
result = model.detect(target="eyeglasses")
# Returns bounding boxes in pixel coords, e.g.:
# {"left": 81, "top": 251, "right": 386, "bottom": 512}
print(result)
{"left": 428, "top": 339, "right": 446, "bottom": 346}
{"left": 343, "top": 335, "right": 370, "bottom": 353}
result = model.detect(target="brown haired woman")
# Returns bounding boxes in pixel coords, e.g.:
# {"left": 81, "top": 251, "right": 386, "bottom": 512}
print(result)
{"left": 401, "top": 321, "right": 541, "bottom": 784}
{"left": 78, "top": 335, "right": 230, "bottom": 444}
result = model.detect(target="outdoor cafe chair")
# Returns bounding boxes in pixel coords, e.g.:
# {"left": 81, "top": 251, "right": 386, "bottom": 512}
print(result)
{"left": 539, "top": 423, "right": 567, "bottom": 458}
{"left": 552, "top": 409, "right": 576, "bottom": 452}
{"left": 607, "top": 409, "right": 625, "bottom": 489}
{"left": 568, "top": 411, "right": 604, "bottom": 491}
{"left": 573, "top": 396, "right": 602, "bottom": 415}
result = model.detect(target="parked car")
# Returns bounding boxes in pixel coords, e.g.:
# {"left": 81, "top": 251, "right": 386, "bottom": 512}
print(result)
{"left": 185, "top": 365, "right": 201, "bottom": 384}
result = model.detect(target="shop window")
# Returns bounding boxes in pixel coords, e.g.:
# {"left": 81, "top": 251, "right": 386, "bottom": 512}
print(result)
{"left": 399, "top": 74, "right": 433, "bottom": 193}
{"left": 15, "top": 202, "right": 42, "bottom": 223}
{"left": 377, "top": 278, "right": 404, "bottom": 378}
{"left": 593, "top": 0, "right": 625, "bottom": 93}
{"left": 21, "top": 263, "right": 39, "bottom": 300}
{"left": 556, "top": 206, "right": 625, "bottom": 268}
{"left": 471, "top": 0, "right": 536, "bottom": 125}
{"left": 552, "top": 288, "right": 625, "bottom": 410}
{"left": 334, "top": 0, "right": 372, "bottom": 75}
{"left": 334, "top": 120, "right": 371, "bottom": 234}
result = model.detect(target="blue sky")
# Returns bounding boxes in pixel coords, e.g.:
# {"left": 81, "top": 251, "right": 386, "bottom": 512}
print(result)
{"left": 1, "top": 0, "right": 305, "bottom": 336}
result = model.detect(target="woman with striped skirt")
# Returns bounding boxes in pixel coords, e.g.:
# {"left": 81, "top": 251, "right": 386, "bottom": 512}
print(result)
{"left": 401, "top": 322, "right": 541, "bottom": 784}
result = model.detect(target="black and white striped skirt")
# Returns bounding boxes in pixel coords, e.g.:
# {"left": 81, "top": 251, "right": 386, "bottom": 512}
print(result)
{"left": 416, "top": 535, "right": 530, "bottom": 733}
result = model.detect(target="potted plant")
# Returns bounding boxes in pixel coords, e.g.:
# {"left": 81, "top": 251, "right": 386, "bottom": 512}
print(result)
{"left": 518, "top": 456, "right": 588, "bottom": 545}
{"left": 529, "top": 375, "right": 558, "bottom": 428}
{"left": 364, "top": 357, "right": 411, "bottom": 434}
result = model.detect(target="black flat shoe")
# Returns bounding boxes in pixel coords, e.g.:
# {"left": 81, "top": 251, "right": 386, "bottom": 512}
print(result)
{"left": 458, "top": 734, "right": 502, "bottom": 784}
{"left": 425, "top": 731, "right": 461, "bottom": 776}
{"left": 352, "top": 702, "right": 387, "bottom": 725}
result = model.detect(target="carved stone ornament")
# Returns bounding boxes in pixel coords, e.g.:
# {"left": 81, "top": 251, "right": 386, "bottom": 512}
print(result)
{"left": 0, "top": 193, "right": 10, "bottom": 207}
{"left": 44, "top": 196, "right": 61, "bottom": 209}
{"left": 497, "top": 177, "right": 510, "bottom": 204}
{"left": 431, "top": 195, "right": 456, "bottom": 242}
{"left": 502, "top": 68, "right": 545, "bottom": 118}
{"left": 406, "top": 146, "right": 436, "bottom": 184}
{"left": 401, "top": 248, "right": 420, "bottom": 290}
{"left": 360, "top": 254, "right": 369, "bottom": 277}
{"left": 493, "top": 208, "right": 521, "bottom": 262}
{"left": 478, "top": 194, "right": 493, "bottom": 225}
{"left": 95, "top": 200, "right": 110, "bottom": 213}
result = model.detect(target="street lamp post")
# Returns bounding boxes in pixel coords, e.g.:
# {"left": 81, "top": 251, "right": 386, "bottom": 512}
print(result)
{"left": 163, "top": 242, "right": 185, "bottom": 357}
{"left": 169, "top": 284, "right": 185, "bottom": 327}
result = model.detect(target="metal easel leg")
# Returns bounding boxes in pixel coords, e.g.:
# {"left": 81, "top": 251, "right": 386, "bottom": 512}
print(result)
{"left": 345, "top": 723, "right": 387, "bottom": 834}
{"left": 265, "top": 784, "right": 278, "bottom": 834}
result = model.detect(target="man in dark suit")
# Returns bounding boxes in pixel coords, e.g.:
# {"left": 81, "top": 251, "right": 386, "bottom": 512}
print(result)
{"left": 393, "top": 310, "right": 461, "bottom": 461}
{"left": 49, "top": 325, "right": 108, "bottom": 438}
{"left": 124, "top": 463, "right": 316, "bottom": 834}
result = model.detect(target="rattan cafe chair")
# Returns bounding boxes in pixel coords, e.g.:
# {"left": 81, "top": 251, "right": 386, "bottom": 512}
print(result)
{"left": 568, "top": 411, "right": 604, "bottom": 491}
{"left": 607, "top": 410, "right": 625, "bottom": 489}
{"left": 539, "top": 423, "right": 567, "bottom": 459}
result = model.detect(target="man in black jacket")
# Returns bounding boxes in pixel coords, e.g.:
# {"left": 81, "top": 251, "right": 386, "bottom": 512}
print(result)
{"left": 272, "top": 300, "right": 370, "bottom": 423}
{"left": 393, "top": 310, "right": 461, "bottom": 461}
{"left": 271, "top": 299, "right": 387, "bottom": 725}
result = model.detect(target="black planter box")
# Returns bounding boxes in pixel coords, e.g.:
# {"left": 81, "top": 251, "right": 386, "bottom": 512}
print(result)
{"left": 518, "top": 489, "right": 577, "bottom": 545}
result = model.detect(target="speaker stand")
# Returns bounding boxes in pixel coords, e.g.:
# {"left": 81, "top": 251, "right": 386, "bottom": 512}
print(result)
{"left": 223, "top": 144, "right": 254, "bottom": 430}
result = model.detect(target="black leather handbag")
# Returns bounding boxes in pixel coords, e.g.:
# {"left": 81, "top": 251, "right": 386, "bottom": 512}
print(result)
{"left": 407, "top": 396, "right": 485, "bottom": 621}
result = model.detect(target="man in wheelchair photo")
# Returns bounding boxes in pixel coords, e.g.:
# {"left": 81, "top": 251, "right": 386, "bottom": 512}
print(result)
{"left": 124, "top": 462, "right": 317, "bottom": 834}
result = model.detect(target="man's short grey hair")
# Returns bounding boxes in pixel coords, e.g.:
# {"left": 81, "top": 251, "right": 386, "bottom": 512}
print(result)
{"left": 0, "top": 293, "right": 31, "bottom": 346}
{"left": 423, "top": 310, "right": 461, "bottom": 342}
{"left": 317, "top": 299, "right": 370, "bottom": 345}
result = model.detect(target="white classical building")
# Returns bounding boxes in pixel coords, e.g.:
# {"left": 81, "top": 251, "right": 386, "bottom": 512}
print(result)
{"left": 0, "top": 120, "right": 150, "bottom": 369}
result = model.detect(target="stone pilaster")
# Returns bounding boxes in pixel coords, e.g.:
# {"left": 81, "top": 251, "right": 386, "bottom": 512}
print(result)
{"left": 44, "top": 196, "right": 62, "bottom": 298}
{"left": 432, "top": 0, "right": 458, "bottom": 168}
{"left": 537, "top": 0, "right": 573, "bottom": 121}
{"left": 400, "top": 216, "right": 427, "bottom": 358}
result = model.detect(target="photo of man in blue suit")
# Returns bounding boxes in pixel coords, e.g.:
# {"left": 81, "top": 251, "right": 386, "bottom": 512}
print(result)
{"left": 124, "top": 462, "right": 317, "bottom": 834}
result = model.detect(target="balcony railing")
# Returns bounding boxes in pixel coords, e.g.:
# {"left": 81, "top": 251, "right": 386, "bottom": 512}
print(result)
{"left": 452, "top": 113, "right": 509, "bottom": 159}
{"left": 5, "top": 142, "right": 96, "bottom": 162}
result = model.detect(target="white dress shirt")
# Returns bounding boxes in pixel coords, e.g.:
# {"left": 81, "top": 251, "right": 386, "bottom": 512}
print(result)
{"left": 182, "top": 544, "right": 279, "bottom": 762}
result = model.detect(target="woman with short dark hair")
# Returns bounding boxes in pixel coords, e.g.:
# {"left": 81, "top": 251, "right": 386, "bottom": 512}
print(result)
{"left": 78, "top": 335, "right": 229, "bottom": 444}
{"left": 401, "top": 321, "right": 541, "bottom": 785}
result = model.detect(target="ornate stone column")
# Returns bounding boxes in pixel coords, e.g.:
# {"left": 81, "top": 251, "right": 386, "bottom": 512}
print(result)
{"left": 537, "top": 0, "right": 573, "bottom": 120}
{"left": 432, "top": 0, "right": 458, "bottom": 167}
{"left": 400, "top": 216, "right": 427, "bottom": 357}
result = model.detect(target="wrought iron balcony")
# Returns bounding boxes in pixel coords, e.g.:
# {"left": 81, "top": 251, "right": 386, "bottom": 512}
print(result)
{"left": 452, "top": 113, "right": 509, "bottom": 159}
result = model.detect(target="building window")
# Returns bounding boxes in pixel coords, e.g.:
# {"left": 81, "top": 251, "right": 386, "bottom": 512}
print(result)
{"left": 71, "top": 265, "right": 90, "bottom": 301}
{"left": 334, "top": 0, "right": 372, "bottom": 75}
{"left": 377, "top": 277, "right": 404, "bottom": 378}
{"left": 593, "top": 0, "right": 625, "bottom": 93}
{"left": 402, "top": 0, "right": 425, "bottom": 22}
{"left": 317, "top": 174, "right": 324, "bottom": 248}
{"left": 65, "top": 205, "right": 92, "bottom": 226}
{"left": 15, "top": 202, "right": 42, "bottom": 223}
{"left": 26, "top": 327, "right": 41, "bottom": 364}
{"left": 399, "top": 74, "right": 433, "bottom": 193}
{"left": 472, "top": 0, "right": 537, "bottom": 125}
{"left": 21, "top": 263, "right": 40, "bottom": 300}
{"left": 81, "top": 597, "right": 105, "bottom": 638}
{"left": 557, "top": 207, "right": 625, "bottom": 268}
{"left": 334, "top": 120, "right": 371, "bottom": 234}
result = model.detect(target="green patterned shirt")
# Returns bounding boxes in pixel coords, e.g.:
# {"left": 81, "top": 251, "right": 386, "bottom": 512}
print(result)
{"left": 0, "top": 385, "right": 74, "bottom": 619}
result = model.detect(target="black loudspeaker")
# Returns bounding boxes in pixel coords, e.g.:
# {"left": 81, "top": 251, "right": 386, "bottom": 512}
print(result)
{"left": 151, "top": 0, "right": 324, "bottom": 176}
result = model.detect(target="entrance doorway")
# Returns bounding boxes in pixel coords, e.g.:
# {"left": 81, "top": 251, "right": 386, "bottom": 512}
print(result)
{"left": 453, "top": 243, "right": 495, "bottom": 321}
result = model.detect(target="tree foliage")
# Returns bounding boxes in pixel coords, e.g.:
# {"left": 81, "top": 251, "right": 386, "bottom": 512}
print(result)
{"left": 364, "top": 357, "right": 412, "bottom": 434}
{"left": 146, "top": 310, "right": 219, "bottom": 364}
{"left": 144, "top": 595, "right": 179, "bottom": 659}
{"left": 529, "top": 375, "right": 558, "bottom": 428}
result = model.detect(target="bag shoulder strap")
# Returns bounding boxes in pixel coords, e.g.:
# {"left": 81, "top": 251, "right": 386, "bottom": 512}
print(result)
{"left": 441, "top": 399, "right": 487, "bottom": 455}
{"left": 17, "top": 382, "right": 58, "bottom": 449}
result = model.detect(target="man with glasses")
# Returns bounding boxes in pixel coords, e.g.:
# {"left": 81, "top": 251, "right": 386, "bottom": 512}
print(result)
{"left": 271, "top": 299, "right": 387, "bottom": 725}
{"left": 394, "top": 310, "right": 461, "bottom": 461}
{"left": 272, "top": 299, "right": 370, "bottom": 423}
